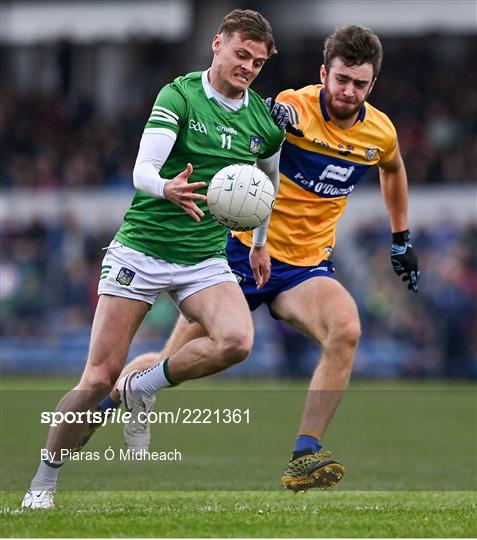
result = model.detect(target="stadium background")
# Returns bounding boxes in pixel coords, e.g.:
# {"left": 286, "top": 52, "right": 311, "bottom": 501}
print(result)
{"left": 1, "top": 0, "right": 476, "bottom": 379}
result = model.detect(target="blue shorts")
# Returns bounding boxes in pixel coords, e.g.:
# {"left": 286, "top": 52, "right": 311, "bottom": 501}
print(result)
{"left": 226, "top": 236, "right": 335, "bottom": 314}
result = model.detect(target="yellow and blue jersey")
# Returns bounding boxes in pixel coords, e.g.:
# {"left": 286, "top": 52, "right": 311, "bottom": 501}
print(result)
{"left": 235, "top": 84, "right": 398, "bottom": 266}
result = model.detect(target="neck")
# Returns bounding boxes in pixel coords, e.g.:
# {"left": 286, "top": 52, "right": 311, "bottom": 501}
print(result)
{"left": 208, "top": 68, "right": 244, "bottom": 100}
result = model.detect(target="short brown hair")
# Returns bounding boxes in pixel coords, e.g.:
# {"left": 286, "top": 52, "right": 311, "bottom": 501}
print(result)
{"left": 324, "top": 25, "right": 383, "bottom": 78}
{"left": 218, "top": 9, "right": 277, "bottom": 57}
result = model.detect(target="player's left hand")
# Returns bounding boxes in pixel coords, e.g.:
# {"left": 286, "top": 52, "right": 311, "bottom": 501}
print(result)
{"left": 265, "top": 98, "right": 304, "bottom": 137}
{"left": 249, "top": 245, "right": 271, "bottom": 289}
{"left": 390, "top": 229, "right": 420, "bottom": 293}
{"left": 164, "top": 163, "right": 207, "bottom": 222}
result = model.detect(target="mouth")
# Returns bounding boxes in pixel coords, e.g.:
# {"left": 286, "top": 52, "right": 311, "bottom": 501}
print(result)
{"left": 335, "top": 98, "right": 355, "bottom": 107}
{"left": 234, "top": 72, "right": 249, "bottom": 84}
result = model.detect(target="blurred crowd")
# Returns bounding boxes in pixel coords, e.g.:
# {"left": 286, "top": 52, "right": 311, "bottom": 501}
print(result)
{"left": 350, "top": 220, "right": 477, "bottom": 379}
{"left": 0, "top": 92, "right": 144, "bottom": 191}
{"left": 2, "top": 215, "right": 476, "bottom": 378}
{"left": 1, "top": 35, "right": 476, "bottom": 190}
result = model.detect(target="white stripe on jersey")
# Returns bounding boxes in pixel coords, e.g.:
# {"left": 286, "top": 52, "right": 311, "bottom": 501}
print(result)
{"left": 143, "top": 127, "right": 177, "bottom": 138}
{"left": 152, "top": 105, "right": 179, "bottom": 120}
{"left": 149, "top": 112, "right": 178, "bottom": 125}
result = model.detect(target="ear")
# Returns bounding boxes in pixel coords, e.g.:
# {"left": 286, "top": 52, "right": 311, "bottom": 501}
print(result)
{"left": 319, "top": 64, "right": 327, "bottom": 84}
{"left": 212, "top": 34, "right": 221, "bottom": 55}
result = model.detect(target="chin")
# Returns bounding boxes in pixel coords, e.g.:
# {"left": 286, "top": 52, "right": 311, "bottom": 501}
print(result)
{"left": 233, "top": 82, "right": 247, "bottom": 91}
{"left": 331, "top": 102, "right": 360, "bottom": 120}
{"left": 233, "top": 78, "right": 248, "bottom": 90}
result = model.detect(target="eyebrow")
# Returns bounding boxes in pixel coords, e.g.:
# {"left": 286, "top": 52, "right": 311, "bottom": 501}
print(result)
{"left": 236, "top": 47, "right": 267, "bottom": 63}
{"left": 335, "top": 73, "right": 371, "bottom": 85}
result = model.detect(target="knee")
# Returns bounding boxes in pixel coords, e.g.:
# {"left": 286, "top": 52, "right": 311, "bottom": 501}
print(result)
{"left": 216, "top": 330, "right": 254, "bottom": 366}
{"left": 341, "top": 318, "right": 361, "bottom": 348}
{"left": 327, "top": 316, "right": 361, "bottom": 352}
{"left": 79, "top": 365, "right": 122, "bottom": 395}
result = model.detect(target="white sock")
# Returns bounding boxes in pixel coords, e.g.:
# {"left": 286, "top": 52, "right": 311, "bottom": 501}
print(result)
{"left": 130, "top": 358, "right": 174, "bottom": 398}
{"left": 30, "top": 456, "right": 64, "bottom": 490}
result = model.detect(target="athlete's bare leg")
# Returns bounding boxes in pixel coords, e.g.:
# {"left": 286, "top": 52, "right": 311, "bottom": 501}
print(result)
{"left": 115, "top": 281, "right": 253, "bottom": 392}
{"left": 113, "top": 281, "right": 252, "bottom": 388}
{"left": 270, "top": 277, "right": 361, "bottom": 438}
{"left": 113, "top": 280, "right": 252, "bottom": 384}
{"left": 110, "top": 315, "right": 205, "bottom": 400}
{"left": 167, "top": 281, "right": 253, "bottom": 381}
{"left": 45, "top": 295, "right": 150, "bottom": 458}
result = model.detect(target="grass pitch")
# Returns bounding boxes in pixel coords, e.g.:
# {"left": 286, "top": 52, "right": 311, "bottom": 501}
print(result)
{"left": 1, "top": 491, "right": 476, "bottom": 537}
{"left": 1, "top": 377, "right": 476, "bottom": 537}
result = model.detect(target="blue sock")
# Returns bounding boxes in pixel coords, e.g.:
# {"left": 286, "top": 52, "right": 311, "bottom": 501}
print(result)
{"left": 96, "top": 395, "right": 120, "bottom": 413}
{"left": 292, "top": 434, "right": 322, "bottom": 459}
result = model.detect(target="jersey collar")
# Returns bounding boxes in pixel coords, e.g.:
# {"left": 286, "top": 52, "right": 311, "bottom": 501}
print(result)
{"left": 202, "top": 70, "right": 249, "bottom": 108}
{"left": 319, "top": 87, "right": 366, "bottom": 123}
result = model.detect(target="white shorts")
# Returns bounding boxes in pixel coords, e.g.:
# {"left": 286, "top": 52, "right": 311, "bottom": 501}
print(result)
{"left": 97, "top": 240, "right": 238, "bottom": 307}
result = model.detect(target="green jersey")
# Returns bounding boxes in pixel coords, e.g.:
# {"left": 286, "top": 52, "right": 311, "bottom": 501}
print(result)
{"left": 115, "top": 71, "right": 284, "bottom": 265}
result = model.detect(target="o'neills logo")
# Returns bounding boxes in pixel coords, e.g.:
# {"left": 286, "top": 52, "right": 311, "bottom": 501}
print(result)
{"left": 216, "top": 125, "right": 238, "bottom": 135}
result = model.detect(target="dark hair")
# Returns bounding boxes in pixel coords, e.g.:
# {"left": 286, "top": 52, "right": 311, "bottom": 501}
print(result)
{"left": 218, "top": 9, "right": 277, "bottom": 57}
{"left": 324, "top": 25, "right": 383, "bottom": 78}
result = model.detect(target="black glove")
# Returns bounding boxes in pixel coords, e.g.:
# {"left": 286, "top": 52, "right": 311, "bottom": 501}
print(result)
{"left": 390, "top": 229, "right": 420, "bottom": 293}
{"left": 265, "top": 97, "right": 304, "bottom": 137}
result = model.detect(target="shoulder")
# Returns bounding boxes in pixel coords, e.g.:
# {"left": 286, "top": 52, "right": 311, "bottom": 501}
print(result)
{"left": 155, "top": 72, "right": 203, "bottom": 107}
{"left": 364, "top": 101, "right": 397, "bottom": 140}
{"left": 277, "top": 85, "right": 319, "bottom": 107}
{"left": 363, "top": 101, "right": 398, "bottom": 164}
{"left": 274, "top": 85, "right": 319, "bottom": 132}
{"left": 246, "top": 89, "right": 280, "bottom": 132}
{"left": 149, "top": 73, "right": 203, "bottom": 127}
{"left": 246, "top": 89, "right": 284, "bottom": 156}
{"left": 247, "top": 88, "right": 272, "bottom": 114}
{"left": 168, "top": 71, "right": 203, "bottom": 94}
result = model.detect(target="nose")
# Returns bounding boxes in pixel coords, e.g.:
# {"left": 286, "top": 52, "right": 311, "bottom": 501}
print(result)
{"left": 241, "top": 59, "right": 253, "bottom": 73}
{"left": 342, "top": 82, "right": 354, "bottom": 97}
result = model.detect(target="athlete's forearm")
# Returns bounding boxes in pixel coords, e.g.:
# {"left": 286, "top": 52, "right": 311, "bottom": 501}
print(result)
{"left": 379, "top": 156, "right": 409, "bottom": 233}
{"left": 133, "top": 130, "right": 177, "bottom": 198}
{"left": 253, "top": 150, "right": 281, "bottom": 246}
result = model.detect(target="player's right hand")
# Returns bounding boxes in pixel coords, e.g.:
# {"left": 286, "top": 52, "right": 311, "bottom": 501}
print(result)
{"left": 164, "top": 163, "right": 208, "bottom": 222}
{"left": 265, "top": 97, "right": 304, "bottom": 137}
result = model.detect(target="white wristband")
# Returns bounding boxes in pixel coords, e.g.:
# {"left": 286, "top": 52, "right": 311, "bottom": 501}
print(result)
{"left": 157, "top": 176, "right": 169, "bottom": 199}
{"left": 134, "top": 171, "right": 170, "bottom": 199}
{"left": 155, "top": 176, "right": 169, "bottom": 199}
{"left": 252, "top": 218, "right": 269, "bottom": 247}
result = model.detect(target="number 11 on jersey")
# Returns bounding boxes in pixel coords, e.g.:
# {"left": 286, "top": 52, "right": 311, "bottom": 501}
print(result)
{"left": 221, "top": 133, "right": 232, "bottom": 150}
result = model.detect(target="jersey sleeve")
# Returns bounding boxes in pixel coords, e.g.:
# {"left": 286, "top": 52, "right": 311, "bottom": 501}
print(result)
{"left": 144, "top": 83, "right": 188, "bottom": 135}
{"left": 378, "top": 114, "right": 398, "bottom": 165}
